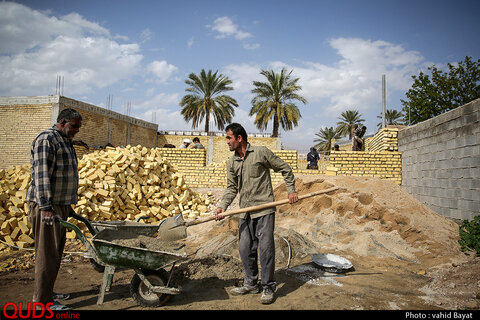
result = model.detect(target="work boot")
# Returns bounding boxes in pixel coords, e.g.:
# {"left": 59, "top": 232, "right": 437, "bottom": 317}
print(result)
{"left": 230, "top": 283, "right": 260, "bottom": 296}
{"left": 260, "top": 287, "right": 275, "bottom": 304}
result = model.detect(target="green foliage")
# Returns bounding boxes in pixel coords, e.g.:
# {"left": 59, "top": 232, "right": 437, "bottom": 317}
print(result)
{"left": 179, "top": 69, "right": 238, "bottom": 133}
{"left": 376, "top": 109, "right": 405, "bottom": 129}
{"left": 313, "top": 126, "right": 342, "bottom": 153}
{"left": 459, "top": 216, "right": 480, "bottom": 254}
{"left": 336, "top": 110, "right": 365, "bottom": 139}
{"left": 401, "top": 56, "right": 480, "bottom": 125}
{"left": 250, "top": 68, "right": 306, "bottom": 137}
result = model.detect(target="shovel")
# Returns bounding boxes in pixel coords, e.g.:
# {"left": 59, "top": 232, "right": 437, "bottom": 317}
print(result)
{"left": 157, "top": 186, "right": 339, "bottom": 241}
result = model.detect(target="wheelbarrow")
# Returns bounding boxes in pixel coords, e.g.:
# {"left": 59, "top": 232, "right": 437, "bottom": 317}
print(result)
{"left": 68, "top": 212, "right": 169, "bottom": 272}
{"left": 57, "top": 217, "right": 187, "bottom": 307}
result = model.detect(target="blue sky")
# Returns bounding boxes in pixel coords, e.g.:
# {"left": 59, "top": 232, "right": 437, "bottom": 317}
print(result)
{"left": 1, "top": 0, "right": 479, "bottom": 152}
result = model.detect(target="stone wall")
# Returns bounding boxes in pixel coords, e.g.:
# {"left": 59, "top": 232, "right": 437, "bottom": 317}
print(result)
{"left": 398, "top": 98, "right": 480, "bottom": 220}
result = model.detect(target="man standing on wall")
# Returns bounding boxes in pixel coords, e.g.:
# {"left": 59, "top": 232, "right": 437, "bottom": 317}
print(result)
{"left": 215, "top": 123, "right": 298, "bottom": 304}
{"left": 26, "top": 108, "right": 83, "bottom": 310}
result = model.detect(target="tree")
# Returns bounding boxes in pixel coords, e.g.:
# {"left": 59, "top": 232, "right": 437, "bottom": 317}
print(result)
{"left": 401, "top": 56, "right": 480, "bottom": 125}
{"left": 313, "top": 126, "right": 342, "bottom": 153}
{"left": 376, "top": 109, "right": 404, "bottom": 129}
{"left": 336, "top": 110, "right": 365, "bottom": 139}
{"left": 250, "top": 68, "right": 307, "bottom": 137}
{"left": 179, "top": 69, "right": 238, "bottom": 133}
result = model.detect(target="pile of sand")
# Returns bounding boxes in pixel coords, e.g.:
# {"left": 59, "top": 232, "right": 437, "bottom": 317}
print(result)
{"left": 187, "top": 175, "right": 465, "bottom": 269}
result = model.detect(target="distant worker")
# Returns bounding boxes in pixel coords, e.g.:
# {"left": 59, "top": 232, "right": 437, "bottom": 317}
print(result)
{"left": 306, "top": 147, "right": 320, "bottom": 169}
{"left": 179, "top": 138, "right": 191, "bottom": 148}
{"left": 27, "top": 108, "right": 84, "bottom": 311}
{"left": 215, "top": 123, "right": 298, "bottom": 305}
{"left": 189, "top": 137, "right": 205, "bottom": 149}
{"left": 354, "top": 126, "right": 367, "bottom": 151}
{"left": 334, "top": 144, "right": 340, "bottom": 151}
{"left": 351, "top": 124, "right": 358, "bottom": 151}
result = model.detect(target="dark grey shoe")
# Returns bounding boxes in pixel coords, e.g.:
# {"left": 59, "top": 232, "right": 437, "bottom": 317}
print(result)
{"left": 230, "top": 284, "right": 260, "bottom": 296}
{"left": 261, "top": 287, "right": 275, "bottom": 304}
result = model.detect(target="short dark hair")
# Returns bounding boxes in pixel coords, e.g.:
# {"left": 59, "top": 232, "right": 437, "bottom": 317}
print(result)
{"left": 193, "top": 137, "right": 200, "bottom": 143}
{"left": 225, "top": 123, "right": 248, "bottom": 142}
{"left": 57, "top": 108, "right": 82, "bottom": 123}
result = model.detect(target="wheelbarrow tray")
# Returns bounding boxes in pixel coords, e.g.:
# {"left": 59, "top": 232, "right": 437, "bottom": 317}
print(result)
{"left": 90, "top": 220, "right": 160, "bottom": 237}
{"left": 92, "top": 228, "right": 187, "bottom": 271}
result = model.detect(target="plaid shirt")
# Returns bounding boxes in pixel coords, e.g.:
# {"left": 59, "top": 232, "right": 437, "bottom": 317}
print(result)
{"left": 26, "top": 125, "right": 79, "bottom": 210}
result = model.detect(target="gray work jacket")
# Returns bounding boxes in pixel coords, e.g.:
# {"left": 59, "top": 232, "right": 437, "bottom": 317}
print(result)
{"left": 218, "top": 143, "right": 296, "bottom": 219}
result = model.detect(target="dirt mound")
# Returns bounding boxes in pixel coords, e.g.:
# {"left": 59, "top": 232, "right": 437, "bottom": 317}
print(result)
{"left": 273, "top": 175, "right": 464, "bottom": 267}
{"left": 187, "top": 175, "right": 465, "bottom": 269}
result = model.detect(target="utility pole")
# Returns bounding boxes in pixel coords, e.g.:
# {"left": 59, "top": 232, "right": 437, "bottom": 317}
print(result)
{"left": 382, "top": 74, "right": 386, "bottom": 129}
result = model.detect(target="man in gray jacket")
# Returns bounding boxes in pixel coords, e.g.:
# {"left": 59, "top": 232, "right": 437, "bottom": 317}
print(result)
{"left": 215, "top": 123, "right": 297, "bottom": 304}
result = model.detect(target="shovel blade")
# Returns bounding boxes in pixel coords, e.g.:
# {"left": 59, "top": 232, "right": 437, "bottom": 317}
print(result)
{"left": 157, "top": 214, "right": 188, "bottom": 241}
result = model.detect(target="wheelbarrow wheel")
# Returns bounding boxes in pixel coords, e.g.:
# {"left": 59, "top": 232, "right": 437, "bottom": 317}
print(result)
{"left": 130, "top": 269, "right": 172, "bottom": 307}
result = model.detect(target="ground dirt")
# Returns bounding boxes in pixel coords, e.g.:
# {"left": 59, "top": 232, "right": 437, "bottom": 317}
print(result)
{"left": 1, "top": 175, "right": 479, "bottom": 311}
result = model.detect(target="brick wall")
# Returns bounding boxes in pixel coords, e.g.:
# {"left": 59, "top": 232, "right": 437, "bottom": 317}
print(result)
{"left": 365, "top": 126, "right": 403, "bottom": 152}
{"left": 74, "top": 108, "right": 110, "bottom": 148}
{"left": 0, "top": 103, "right": 52, "bottom": 168}
{"left": 156, "top": 132, "right": 279, "bottom": 164}
{"left": 328, "top": 151, "right": 402, "bottom": 184}
{"left": 0, "top": 96, "right": 158, "bottom": 169}
{"left": 163, "top": 149, "right": 298, "bottom": 188}
{"left": 130, "top": 124, "right": 157, "bottom": 148}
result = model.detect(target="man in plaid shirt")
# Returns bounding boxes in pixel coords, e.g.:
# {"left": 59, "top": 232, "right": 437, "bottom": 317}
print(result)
{"left": 27, "top": 108, "right": 83, "bottom": 310}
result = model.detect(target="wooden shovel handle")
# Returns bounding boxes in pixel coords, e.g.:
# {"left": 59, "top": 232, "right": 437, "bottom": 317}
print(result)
{"left": 185, "top": 186, "right": 339, "bottom": 227}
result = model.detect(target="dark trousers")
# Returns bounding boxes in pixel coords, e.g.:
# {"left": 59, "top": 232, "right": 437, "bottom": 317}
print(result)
{"left": 28, "top": 202, "right": 69, "bottom": 303}
{"left": 238, "top": 213, "right": 276, "bottom": 290}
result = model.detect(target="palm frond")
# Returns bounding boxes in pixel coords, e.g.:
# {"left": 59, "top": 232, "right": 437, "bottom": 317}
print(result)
{"left": 250, "top": 68, "right": 307, "bottom": 137}
{"left": 180, "top": 69, "right": 238, "bottom": 132}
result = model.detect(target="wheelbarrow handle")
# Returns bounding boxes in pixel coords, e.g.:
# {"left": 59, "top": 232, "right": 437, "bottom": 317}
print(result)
{"left": 69, "top": 209, "right": 98, "bottom": 235}
{"left": 185, "top": 186, "right": 340, "bottom": 227}
{"left": 55, "top": 217, "right": 100, "bottom": 262}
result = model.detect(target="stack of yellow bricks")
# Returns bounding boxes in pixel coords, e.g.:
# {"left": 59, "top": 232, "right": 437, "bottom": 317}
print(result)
{"left": 365, "top": 127, "right": 400, "bottom": 152}
{"left": 0, "top": 145, "right": 215, "bottom": 250}
{"left": 0, "top": 165, "right": 35, "bottom": 249}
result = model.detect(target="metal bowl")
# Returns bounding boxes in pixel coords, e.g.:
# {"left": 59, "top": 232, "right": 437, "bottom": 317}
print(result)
{"left": 312, "top": 253, "right": 354, "bottom": 273}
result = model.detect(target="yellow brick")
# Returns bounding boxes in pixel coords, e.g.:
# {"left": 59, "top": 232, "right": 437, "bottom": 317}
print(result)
{"left": 18, "top": 234, "right": 34, "bottom": 245}
{"left": 96, "top": 189, "right": 109, "bottom": 197}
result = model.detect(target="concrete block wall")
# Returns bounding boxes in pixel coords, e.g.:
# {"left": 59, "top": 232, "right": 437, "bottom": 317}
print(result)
{"left": 398, "top": 98, "right": 480, "bottom": 220}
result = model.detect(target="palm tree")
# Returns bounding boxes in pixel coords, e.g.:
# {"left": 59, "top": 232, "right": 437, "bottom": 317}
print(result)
{"left": 179, "top": 69, "right": 238, "bottom": 133}
{"left": 249, "top": 68, "right": 307, "bottom": 137}
{"left": 376, "top": 109, "right": 404, "bottom": 129}
{"left": 336, "top": 110, "right": 365, "bottom": 139}
{"left": 314, "top": 126, "right": 343, "bottom": 153}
